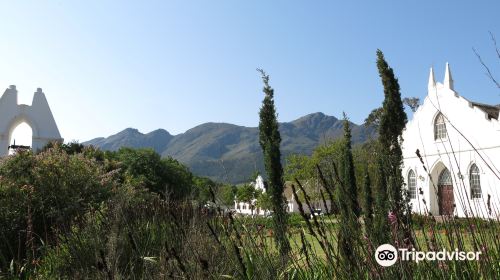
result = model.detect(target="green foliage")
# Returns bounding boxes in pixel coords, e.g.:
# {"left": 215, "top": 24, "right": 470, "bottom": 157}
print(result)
{"left": 1, "top": 140, "right": 499, "bottom": 279}
{"left": 336, "top": 115, "right": 361, "bottom": 271}
{"left": 339, "top": 115, "right": 360, "bottom": 217}
{"left": 112, "top": 147, "right": 193, "bottom": 200}
{"left": 362, "top": 170, "right": 373, "bottom": 233}
{"left": 0, "top": 146, "right": 113, "bottom": 272}
{"left": 403, "top": 97, "right": 421, "bottom": 112}
{"left": 364, "top": 107, "right": 383, "bottom": 128}
{"left": 236, "top": 184, "right": 261, "bottom": 212}
{"left": 192, "top": 176, "right": 215, "bottom": 203}
{"left": 257, "top": 69, "right": 290, "bottom": 260}
{"left": 256, "top": 192, "right": 273, "bottom": 212}
{"left": 376, "top": 49, "right": 407, "bottom": 211}
{"left": 374, "top": 49, "right": 412, "bottom": 248}
{"left": 218, "top": 184, "right": 237, "bottom": 206}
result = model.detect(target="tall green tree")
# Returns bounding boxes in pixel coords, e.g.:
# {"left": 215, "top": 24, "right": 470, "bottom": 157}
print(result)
{"left": 340, "top": 114, "right": 360, "bottom": 217}
{"left": 337, "top": 114, "right": 361, "bottom": 271}
{"left": 362, "top": 169, "right": 374, "bottom": 238}
{"left": 375, "top": 49, "right": 411, "bottom": 245}
{"left": 257, "top": 69, "right": 290, "bottom": 260}
{"left": 373, "top": 152, "right": 390, "bottom": 245}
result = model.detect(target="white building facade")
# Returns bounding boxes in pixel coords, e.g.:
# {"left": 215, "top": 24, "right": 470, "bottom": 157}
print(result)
{"left": 234, "top": 175, "right": 332, "bottom": 216}
{"left": 402, "top": 64, "right": 500, "bottom": 218}
{"left": 234, "top": 175, "right": 270, "bottom": 216}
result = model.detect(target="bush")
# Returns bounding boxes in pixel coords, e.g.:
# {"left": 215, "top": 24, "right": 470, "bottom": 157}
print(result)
{"left": 0, "top": 146, "right": 113, "bottom": 274}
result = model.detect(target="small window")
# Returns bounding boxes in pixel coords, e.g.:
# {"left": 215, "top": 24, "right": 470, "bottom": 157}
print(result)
{"left": 434, "top": 113, "right": 447, "bottom": 140}
{"left": 470, "top": 164, "right": 481, "bottom": 199}
{"left": 408, "top": 170, "right": 417, "bottom": 199}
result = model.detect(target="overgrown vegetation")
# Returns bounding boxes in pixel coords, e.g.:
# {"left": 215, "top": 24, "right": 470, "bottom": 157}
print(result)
{"left": 1, "top": 51, "right": 499, "bottom": 279}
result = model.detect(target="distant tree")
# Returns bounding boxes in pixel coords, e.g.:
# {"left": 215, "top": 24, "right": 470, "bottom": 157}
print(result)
{"left": 256, "top": 192, "right": 273, "bottom": 214}
{"left": 114, "top": 148, "right": 193, "bottom": 200}
{"left": 364, "top": 107, "right": 383, "bottom": 128}
{"left": 284, "top": 154, "right": 314, "bottom": 181}
{"left": 257, "top": 68, "right": 290, "bottom": 260}
{"left": 311, "top": 139, "right": 345, "bottom": 198}
{"left": 375, "top": 49, "right": 412, "bottom": 246}
{"left": 219, "top": 184, "right": 237, "bottom": 207}
{"left": 403, "top": 97, "right": 421, "bottom": 112}
{"left": 236, "top": 184, "right": 261, "bottom": 215}
{"left": 193, "top": 176, "right": 217, "bottom": 203}
{"left": 161, "top": 157, "right": 194, "bottom": 200}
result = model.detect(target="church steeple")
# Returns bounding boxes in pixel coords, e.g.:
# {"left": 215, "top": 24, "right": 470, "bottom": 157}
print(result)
{"left": 444, "top": 62, "right": 454, "bottom": 90}
{"left": 428, "top": 67, "right": 436, "bottom": 91}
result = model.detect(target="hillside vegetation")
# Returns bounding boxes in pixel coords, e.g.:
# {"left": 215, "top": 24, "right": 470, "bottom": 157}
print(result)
{"left": 84, "top": 112, "right": 376, "bottom": 183}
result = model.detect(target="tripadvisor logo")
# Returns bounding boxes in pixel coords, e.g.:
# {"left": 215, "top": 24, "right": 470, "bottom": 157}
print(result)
{"left": 375, "top": 244, "right": 481, "bottom": 267}
{"left": 375, "top": 244, "right": 398, "bottom": 267}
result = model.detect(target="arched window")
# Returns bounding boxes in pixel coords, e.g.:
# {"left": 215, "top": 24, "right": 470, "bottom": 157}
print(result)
{"left": 434, "top": 113, "right": 447, "bottom": 140}
{"left": 408, "top": 170, "right": 417, "bottom": 199}
{"left": 470, "top": 164, "right": 481, "bottom": 199}
{"left": 438, "top": 168, "right": 452, "bottom": 185}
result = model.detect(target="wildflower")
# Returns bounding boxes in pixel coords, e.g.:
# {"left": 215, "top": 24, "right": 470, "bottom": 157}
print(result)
{"left": 388, "top": 211, "right": 397, "bottom": 225}
{"left": 438, "top": 261, "right": 448, "bottom": 270}
{"left": 481, "top": 244, "right": 488, "bottom": 253}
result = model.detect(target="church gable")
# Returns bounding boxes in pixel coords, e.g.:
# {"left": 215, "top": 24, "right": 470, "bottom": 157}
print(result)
{"left": 403, "top": 63, "right": 500, "bottom": 159}
{"left": 401, "top": 64, "right": 500, "bottom": 218}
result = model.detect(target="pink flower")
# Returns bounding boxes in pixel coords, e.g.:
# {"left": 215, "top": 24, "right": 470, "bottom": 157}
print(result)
{"left": 481, "top": 245, "right": 488, "bottom": 253}
{"left": 388, "top": 211, "right": 397, "bottom": 225}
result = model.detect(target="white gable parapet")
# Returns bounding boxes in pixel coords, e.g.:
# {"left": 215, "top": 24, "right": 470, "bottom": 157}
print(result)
{"left": 0, "top": 86, "right": 63, "bottom": 156}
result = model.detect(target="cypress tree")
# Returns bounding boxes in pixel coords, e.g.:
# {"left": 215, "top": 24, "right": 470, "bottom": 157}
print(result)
{"left": 373, "top": 153, "right": 390, "bottom": 245}
{"left": 337, "top": 114, "right": 361, "bottom": 270}
{"left": 376, "top": 49, "right": 407, "bottom": 211}
{"left": 375, "top": 49, "right": 412, "bottom": 245}
{"left": 362, "top": 169, "right": 374, "bottom": 238}
{"left": 257, "top": 69, "right": 290, "bottom": 260}
{"left": 341, "top": 113, "right": 360, "bottom": 217}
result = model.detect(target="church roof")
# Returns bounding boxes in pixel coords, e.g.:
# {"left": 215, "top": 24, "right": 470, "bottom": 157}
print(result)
{"left": 470, "top": 102, "right": 500, "bottom": 120}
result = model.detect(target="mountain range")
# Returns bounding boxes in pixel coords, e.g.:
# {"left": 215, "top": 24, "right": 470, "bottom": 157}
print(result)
{"left": 83, "top": 112, "right": 376, "bottom": 183}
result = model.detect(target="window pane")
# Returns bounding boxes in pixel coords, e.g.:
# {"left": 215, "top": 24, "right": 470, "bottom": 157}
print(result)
{"left": 470, "top": 164, "right": 481, "bottom": 199}
{"left": 438, "top": 169, "right": 452, "bottom": 185}
{"left": 434, "top": 114, "right": 447, "bottom": 140}
{"left": 408, "top": 170, "right": 416, "bottom": 199}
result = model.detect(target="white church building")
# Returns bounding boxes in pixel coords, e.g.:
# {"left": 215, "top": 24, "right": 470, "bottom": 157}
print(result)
{"left": 234, "top": 175, "right": 269, "bottom": 216}
{"left": 402, "top": 63, "right": 500, "bottom": 219}
{"left": 234, "top": 175, "right": 332, "bottom": 216}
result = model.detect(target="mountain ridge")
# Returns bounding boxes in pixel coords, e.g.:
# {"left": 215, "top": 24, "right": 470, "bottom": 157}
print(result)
{"left": 83, "top": 112, "right": 376, "bottom": 183}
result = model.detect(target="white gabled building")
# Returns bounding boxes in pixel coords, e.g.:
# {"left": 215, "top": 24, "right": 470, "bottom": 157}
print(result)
{"left": 234, "top": 175, "right": 270, "bottom": 216}
{"left": 402, "top": 63, "right": 500, "bottom": 218}
{"left": 234, "top": 175, "right": 332, "bottom": 216}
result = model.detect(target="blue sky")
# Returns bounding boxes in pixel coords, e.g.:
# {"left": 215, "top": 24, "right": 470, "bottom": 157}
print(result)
{"left": 0, "top": 1, "right": 498, "bottom": 144}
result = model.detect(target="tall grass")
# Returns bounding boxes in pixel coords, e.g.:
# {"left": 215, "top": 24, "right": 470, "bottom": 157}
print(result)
{"left": 1, "top": 150, "right": 500, "bottom": 279}
{"left": 24, "top": 177, "right": 500, "bottom": 279}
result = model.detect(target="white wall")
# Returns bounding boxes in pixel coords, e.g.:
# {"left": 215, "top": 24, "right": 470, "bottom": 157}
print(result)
{"left": 402, "top": 66, "right": 500, "bottom": 219}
